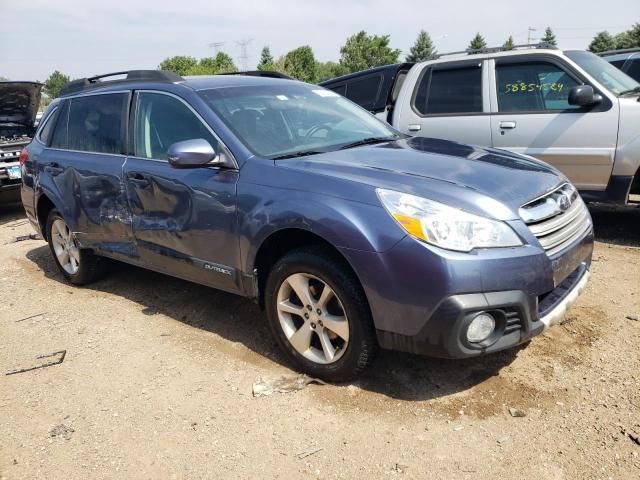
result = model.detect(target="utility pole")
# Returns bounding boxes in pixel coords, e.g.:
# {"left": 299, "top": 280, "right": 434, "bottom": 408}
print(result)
{"left": 208, "top": 42, "right": 225, "bottom": 56}
{"left": 236, "top": 39, "right": 252, "bottom": 71}
{"left": 527, "top": 27, "right": 537, "bottom": 44}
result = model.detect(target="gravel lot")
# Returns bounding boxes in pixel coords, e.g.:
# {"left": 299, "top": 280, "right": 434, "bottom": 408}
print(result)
{"left": 0, "top": 202, "right": 639, "bottom": 480}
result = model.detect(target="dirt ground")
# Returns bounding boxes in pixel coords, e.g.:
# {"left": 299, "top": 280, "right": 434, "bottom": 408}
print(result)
{"left": 0, "top": 202, "right": 638, "bottom": 480}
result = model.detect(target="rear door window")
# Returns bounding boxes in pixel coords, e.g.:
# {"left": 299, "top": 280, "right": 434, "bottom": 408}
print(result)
{"left": 50, "top": 101, "right": 69, "bottom": 149}
{"left": 414, "top": 65, "right": 483, "bottom": 115}
{"left": 345, "top": 74, "right": 383, "bottom": 109}
{"left": 37, "top": 106, "right": 60, "bottom": 145}
{"left": 66, "top": 93, "right": 128, "bottom": 154}
{"left": 495, "top": 62, "right": 581, "bottom": 112}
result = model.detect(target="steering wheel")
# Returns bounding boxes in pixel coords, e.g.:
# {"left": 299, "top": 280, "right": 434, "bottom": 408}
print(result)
{"left": 304, "top": 123, "right": 333, "bottom": 140}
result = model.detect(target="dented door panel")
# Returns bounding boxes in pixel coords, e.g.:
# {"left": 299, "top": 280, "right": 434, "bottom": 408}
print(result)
{"left": 123, "top": 157, "right": 240, "bottom": 292}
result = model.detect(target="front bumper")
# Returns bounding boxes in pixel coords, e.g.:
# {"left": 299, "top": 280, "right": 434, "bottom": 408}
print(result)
{"left": 342, "top": 224, "right": 594, "bottom": 359}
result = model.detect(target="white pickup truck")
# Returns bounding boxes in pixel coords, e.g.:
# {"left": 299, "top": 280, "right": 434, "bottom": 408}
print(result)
{"left": 320, "top": 45, "right": 640, "bottom": 205}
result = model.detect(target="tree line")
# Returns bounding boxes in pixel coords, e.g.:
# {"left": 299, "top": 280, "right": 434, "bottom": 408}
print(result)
{"left": 36, "top": 22, "right": 640, "bottom": 98}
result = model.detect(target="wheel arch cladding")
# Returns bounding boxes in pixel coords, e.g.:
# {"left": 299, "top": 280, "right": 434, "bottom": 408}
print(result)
{"left": 36, "top": 193, "right": 57, "bottom": 241}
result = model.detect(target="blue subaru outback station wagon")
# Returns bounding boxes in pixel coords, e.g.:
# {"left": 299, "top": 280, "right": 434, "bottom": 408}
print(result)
{"left": 20, "top": 70, "right": 593, "bottom": 381}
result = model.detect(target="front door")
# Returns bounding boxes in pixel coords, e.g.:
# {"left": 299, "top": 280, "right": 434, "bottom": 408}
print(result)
{"left": 489, "top": 56, "right": 619, "bottom": 191}
{"left": 123, "top": 91, "right": 241, "bottom": 293}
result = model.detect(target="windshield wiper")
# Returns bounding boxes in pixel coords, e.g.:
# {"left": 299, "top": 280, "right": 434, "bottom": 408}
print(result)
{"left": 619, "top": 86, "right": 640, "bottom": 96}
{"left": 338, "top": 136, "right": 396, "bottom": 150}
{"left": 271, "top": 150, "right": 325, "bottom": 160}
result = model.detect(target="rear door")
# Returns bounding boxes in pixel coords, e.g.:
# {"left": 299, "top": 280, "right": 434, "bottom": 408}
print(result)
{"left": 393, "top": 59, "right": 492, "bottom": 145}
{"left": 489, "top": 55, "right": 619, "bottom": 190}
{"left": 37, "top": 92, "right": 133, "bottom": 254}
{"left": 123, "top": 91, "right": 241, "bottom": 293}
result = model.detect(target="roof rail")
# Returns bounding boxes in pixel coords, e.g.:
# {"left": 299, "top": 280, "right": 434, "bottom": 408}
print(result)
{"left": 598, "top": 47, "right": 640, "bottom": 56}
{"left": 218, "top": 70, "right": 293, "bottom": 80}
{"left": 425, "top": 42, "right": 558, "bottom": 61}
{"left": 59, "top": 70, "right": 183, "bottom": 96}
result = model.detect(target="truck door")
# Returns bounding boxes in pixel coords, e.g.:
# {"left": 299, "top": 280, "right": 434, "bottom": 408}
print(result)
{"left": 489, "top": 56, "right": 619, "bottom": 191}
{"left": 393, "top": 59, "right": 493, "bottom": 146}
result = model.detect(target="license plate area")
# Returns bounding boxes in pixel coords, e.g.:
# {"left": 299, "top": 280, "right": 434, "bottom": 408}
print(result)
{"left": 7, "top": 165, "right": 21, "bottom": 179}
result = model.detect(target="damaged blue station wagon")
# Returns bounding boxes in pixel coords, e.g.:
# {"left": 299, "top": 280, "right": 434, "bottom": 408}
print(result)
{"left": 20, "top": 70, "right": 593, "bottom": 381}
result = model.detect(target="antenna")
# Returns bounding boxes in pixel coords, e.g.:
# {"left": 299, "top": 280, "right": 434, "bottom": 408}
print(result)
{"left": 208, "top": 42, "right": 225, "bottom": 56}
{"left": 236, "top": 39, "right": 253, "bottom": 71}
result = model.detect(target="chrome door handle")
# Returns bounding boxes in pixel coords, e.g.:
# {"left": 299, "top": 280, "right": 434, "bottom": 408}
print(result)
{"left": 408, "top": 124, "right": 421, "bottom": 132}
{"left": 499, "top": 121, "right": 517, "bottom": 129}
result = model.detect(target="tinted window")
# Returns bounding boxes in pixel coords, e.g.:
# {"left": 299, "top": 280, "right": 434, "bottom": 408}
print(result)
{"left": 328, "top": 84, "right": 346, "bottom": 96}
{"left": 608, "top": 59, "right": 626, "bottom": 69}
{"left": 134, "top": 93, "right": 219, "bottom": 160}
{"left": 50, "top": 101, "right": 69, "bottom": 149}
{"left": 345, "top": 74, "right": 382, "bottom": 109}
{"left": 37, "top": 106, "right": 59, "bottom": 145}
{"left": 496, "top": 62, "right": 581, "bottom": 112}
{"left": 626, "top": 58, "right": 640, "bottom": 82}
{"left": 66, "top": 94, "right": 127, "bottom": 154}
{"left": 414, "top": 66, "right": 483, "bottom": 115}
{"left": 565, "top": 50, "right": 639, "bottom": 95}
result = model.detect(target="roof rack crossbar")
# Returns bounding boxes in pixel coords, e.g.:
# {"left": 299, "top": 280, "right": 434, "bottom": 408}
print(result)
{"left": 217, "top": 70, "right": 293, "bottom": 79}
{"left": 60, "top": 70, "right": 183, "bottom": 96}
{"left": 425, "top": 42, "right": 558, "bottom": 61}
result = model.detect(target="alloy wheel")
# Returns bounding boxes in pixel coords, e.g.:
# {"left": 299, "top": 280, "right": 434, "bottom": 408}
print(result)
{"left": 51, "top": 218, "right": 80, "bottom": 275}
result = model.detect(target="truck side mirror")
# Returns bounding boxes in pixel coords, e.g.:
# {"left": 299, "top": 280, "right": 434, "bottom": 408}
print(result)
{"left": 568, "top": 85, "right": 602, "bottom": 107}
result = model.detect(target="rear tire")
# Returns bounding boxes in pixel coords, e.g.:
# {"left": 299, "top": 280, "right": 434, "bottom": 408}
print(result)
{"left": 46, "top": 210, "right": 107, "bottom": 285}
{"left": 265, "top": 246, "right": 378, "bottom": 382}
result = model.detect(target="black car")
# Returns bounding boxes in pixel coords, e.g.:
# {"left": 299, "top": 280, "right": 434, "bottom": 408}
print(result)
{"left": 601, "top": 48, "right": 640, "bottom": 82}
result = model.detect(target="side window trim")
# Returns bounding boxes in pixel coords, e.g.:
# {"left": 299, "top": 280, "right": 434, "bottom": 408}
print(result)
{"left": 410, "top": 60, "right": 487, "bottom": 117}
{"left": 130, "top": 90, "right": 237, "bottom": 168}
{"left": 491, "top": 54, "right": 612, "bottom": 115}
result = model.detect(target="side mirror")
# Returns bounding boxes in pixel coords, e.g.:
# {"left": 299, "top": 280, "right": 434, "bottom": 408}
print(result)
{"left": 167, "top": 138, "right": 223, "bottom": 168}
{"left": 568, "top": 85, "right": 602, "bottom": 107}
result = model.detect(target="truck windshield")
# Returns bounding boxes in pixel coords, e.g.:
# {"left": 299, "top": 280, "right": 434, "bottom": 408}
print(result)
{"left": 565, "top": 50, "right": 640, "bottom": 96}
{"left": 199, "top": 84, "right": 398, "bottom": 159}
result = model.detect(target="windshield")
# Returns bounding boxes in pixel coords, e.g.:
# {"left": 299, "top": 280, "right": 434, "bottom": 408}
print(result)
{"left": 565, "top": 50, "right": 640, "bottom": 96}
{"left": 199, "top": 83, "right": 399, "bottom": 158}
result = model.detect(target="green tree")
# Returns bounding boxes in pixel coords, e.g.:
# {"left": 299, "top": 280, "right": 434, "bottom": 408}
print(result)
{"left": 158, "top": 56, "right": 198, "bottom": 76}
{"left": 588, "top": 31, "right": 616, "bottom": 53}
{"left": 339, "top": 31, "right": 401, "bottom": 73}
{"left": 43, "top": 70, "right": 70, "bottom": 99}
{"left": 614, "top": 31, "right": 635, "bottom": 49}
{"left": 283, "top": 46, "right": 318, "bottom": 82}
{"left": 541, "top": 27, "right": 557, "bottom": 47}
{"left": 502, "top": 35, "right": 515, "bottom": 51}
{"left": 467, "top": 33, "right": 487, "bottom": 53}
{"left": 406, "top": 30, "right": 436, "bottom": 62}
{"left": 628, "top": 22, "right": 640, "bottom": 47}
{"left": 257, "top": 46, "right": 276, "bottom": 71}
{"left": 316, "top": 61, "right": 348, "bottom": 82}
{"left": 197, "top": 52, "right": 237, "bottom": 74}
{"left": 0, "top": 76, "right": 9, "bottom": 81}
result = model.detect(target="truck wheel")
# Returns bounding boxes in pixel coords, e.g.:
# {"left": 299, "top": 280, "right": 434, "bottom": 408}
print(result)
{"left": 265, "top": 246, "right": 378, "bottom": 382}
{"left": 46, "top": 210, "right": 107, "bottom": 285}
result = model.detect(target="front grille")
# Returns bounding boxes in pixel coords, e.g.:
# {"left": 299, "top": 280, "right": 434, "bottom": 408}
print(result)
{"left": 520, "top": 183, "right": 591, "bottom": 257}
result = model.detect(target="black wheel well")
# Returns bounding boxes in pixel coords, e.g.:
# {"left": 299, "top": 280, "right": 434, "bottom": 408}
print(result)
{"left": 254, "top": 229, "right": 356, "bottom": 307}
{"left": 36, "top": 195, "right": 55, "bottom": 241}
{"left": 630, "top": 167, "right": 640, "bottom": 196}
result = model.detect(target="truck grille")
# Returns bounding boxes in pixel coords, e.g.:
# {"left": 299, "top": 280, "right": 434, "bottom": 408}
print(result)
{"left": 519, "top": 183, "right": 591, "bottom": 257}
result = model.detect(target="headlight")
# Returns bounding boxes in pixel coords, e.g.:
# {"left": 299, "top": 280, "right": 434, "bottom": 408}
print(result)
{"left": 376, "top": 189, "right": 523, "bottom": 252}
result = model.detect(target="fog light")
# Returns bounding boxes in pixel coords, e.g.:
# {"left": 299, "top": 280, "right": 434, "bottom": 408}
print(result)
{"left": 467, "top": 313, "right": 496, "bottom": 343}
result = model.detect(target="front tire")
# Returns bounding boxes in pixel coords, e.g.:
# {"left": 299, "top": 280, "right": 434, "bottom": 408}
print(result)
{"left": 46, "top": 210, "right": 107, "bottom": 285}
{"left": 265, "top": 246, "right": 378, "bottom": 382}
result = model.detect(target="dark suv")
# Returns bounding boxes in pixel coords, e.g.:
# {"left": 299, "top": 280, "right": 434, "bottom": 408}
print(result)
{"left": 20, "top": 70, "right": 593, "bottom": 381}
{"left": 601, "top": 48, "right": 640, "bottom": 82}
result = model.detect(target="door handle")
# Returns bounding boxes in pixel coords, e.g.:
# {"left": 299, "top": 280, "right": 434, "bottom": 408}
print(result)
{"left": 44, "top": 162, "right": 63, "bottom": 174}
{"left": 127, "top": 172, "right": 150, "bottom": 186}
{"left": 499, "top": 121, "right": 517, "bottom": 129}
{"left": 408, "top": 124, "right": 421, "bottom": 132}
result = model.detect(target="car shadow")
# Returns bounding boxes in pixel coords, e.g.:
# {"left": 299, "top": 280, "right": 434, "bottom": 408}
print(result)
{"left": 589, "top": 204, "right": 640, "bottom": 247}
{"left": 0, "top": 202, "right": 27, "bottom": 224}
{"left": 24, "top": 244, "right": 519, "bottom": 401}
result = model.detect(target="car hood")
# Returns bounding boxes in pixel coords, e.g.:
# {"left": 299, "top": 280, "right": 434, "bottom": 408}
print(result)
{"left": 277, "top": 137, "right": 567, "bottom": 220}
{"left": 0, "top": 82, "right": 43, "bottom": 127}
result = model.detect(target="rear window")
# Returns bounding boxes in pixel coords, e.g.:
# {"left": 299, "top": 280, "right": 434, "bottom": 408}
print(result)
{"left": 344, "top": 74, "right": 383, "bottom": 109}
{"left": 37, "top": 106, "right": 60, "bottom": 145}
{"left": 414, "top": 66, "right": 483, "bottom": 115}
{"left": 66, "top": 93, "right": 127, "bottom": 154}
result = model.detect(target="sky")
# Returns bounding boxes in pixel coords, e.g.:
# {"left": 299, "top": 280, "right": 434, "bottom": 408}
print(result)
{"left": 1, "top": 0, "right": 639, "bottom": 81}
